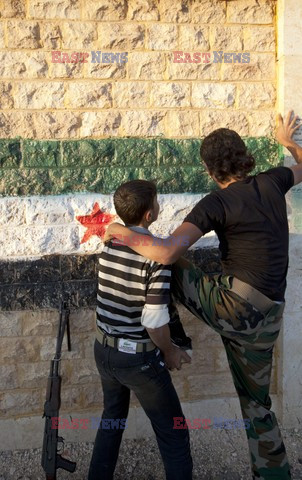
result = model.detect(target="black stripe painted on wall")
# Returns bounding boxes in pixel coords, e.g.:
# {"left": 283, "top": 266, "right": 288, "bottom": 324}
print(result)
{"left": 0, "top": 249, "right": 221, "bottom": 311}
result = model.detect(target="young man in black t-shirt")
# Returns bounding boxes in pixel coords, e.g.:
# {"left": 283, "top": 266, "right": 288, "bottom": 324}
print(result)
{"left": 105, "top": 112, "right": 302, "bottom": 480}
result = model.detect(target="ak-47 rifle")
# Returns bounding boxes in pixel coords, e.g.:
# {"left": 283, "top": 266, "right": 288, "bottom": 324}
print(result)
{"left": 41, "top": 299, "right": 77, "bottom": 479}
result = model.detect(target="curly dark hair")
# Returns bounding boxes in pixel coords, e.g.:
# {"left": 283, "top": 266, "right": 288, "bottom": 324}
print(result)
{"left": 200, "top": 128, "right": 255, "bottom": 183}
{"left": 113, "top": 179, "right": 157, "bottom": 225}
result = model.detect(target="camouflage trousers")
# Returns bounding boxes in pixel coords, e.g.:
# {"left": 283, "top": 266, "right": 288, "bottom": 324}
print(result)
{"left": 170, "top": 257, "right": 291, "bottom": 480}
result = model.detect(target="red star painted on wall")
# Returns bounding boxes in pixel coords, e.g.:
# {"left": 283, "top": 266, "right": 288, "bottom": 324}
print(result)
{"left": 76, "top": 202, "right": 116, "bottom": 244}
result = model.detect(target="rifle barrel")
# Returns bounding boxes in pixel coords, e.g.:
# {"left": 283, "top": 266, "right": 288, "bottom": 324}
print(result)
{"left": 66, "top": 311, "right": 72, "bottom": 352}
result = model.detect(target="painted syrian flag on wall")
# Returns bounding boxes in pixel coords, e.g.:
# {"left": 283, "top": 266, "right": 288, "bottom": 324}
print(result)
{"left": 0, "top": 137, "right": 281, "bottom": 260}
{"left": 0, "top": 137, "right": 282, "bottom": 310}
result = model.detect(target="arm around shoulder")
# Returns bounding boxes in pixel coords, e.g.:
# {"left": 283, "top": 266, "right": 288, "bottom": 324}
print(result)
{"left": 104, "top": 221, "right": 203, "bottom": 264}
{"left": 159, "top": 222, "right": 203, "bottom": 264}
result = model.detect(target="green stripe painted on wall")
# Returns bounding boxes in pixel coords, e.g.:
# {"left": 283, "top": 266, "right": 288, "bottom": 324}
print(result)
{"left": 0, "top": 137, "right": 283, "bottom": 196}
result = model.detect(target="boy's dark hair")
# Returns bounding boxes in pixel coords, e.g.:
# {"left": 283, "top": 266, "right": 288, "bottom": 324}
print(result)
{"left": 113, "top": 179, "right": 157, "bottom": 225}
{"left": 200, "top": 128, "right": 255, "bottom": 183}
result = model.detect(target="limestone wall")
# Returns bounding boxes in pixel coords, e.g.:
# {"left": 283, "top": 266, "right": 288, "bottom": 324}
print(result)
{"left": 0, "top": 0, "right": 277, "bottom": 141}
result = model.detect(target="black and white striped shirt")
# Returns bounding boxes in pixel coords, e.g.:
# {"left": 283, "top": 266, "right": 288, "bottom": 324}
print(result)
{"left": 96, "top": 226, "right": 172, "bottom": 341}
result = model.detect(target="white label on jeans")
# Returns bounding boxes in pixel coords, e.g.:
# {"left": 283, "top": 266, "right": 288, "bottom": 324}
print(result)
{"left": 118, "top": 339, "right": 137, "bottom": 354}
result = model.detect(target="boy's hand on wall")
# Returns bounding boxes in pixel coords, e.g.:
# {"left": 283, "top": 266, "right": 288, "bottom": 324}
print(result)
{"left": 276, "top": 111, "right": 301, "bottom": 147}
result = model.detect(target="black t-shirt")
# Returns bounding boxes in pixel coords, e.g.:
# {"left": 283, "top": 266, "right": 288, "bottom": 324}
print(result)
{"left": 183, "top": 167, "right": 294, "bottom": 301}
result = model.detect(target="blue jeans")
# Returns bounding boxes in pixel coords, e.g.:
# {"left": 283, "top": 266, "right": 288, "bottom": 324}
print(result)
{"left": 88, "top": 339, "right": 193, "bottom": 480}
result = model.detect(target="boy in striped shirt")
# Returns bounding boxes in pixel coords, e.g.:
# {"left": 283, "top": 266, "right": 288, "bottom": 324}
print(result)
{"left": 88, "top": 180, "right": 192, "bottom": 480}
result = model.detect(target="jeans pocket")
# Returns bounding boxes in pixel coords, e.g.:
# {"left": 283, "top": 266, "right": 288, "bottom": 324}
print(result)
{"left": 115, "top": 351, "right": 167, "bottom": 387}
{"left": 147, "top": 353, "right": 167, "bottom": 376}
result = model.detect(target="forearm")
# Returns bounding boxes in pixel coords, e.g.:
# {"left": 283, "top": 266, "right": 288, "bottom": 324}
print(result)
{"left": 111, "top": 226, "right": 187, "bottom": 264}
{"left": 285, "top": 141, "right": 302, "bottom": 164}
{"left": 107, "top": 222, "right": 202, "bottom": 264}
{"left": 146, "top": 324, "right": 174, "bottom": 355}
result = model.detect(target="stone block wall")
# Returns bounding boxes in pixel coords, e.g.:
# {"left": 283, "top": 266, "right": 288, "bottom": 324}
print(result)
{"left": 1, "top": 0, "right": 299, "bottom": 449}
{"left": 0, "top": 0, "right": 277, "bottom": 140}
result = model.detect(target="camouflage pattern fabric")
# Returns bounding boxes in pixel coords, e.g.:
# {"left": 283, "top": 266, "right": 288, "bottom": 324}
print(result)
{"left": 170, "top": 256, "right": 291, "bottom": 480}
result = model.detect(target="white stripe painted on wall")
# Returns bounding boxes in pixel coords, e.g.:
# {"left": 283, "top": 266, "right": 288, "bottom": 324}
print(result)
{"left": 0, "top": 193, "right": 218, "bottom": 260}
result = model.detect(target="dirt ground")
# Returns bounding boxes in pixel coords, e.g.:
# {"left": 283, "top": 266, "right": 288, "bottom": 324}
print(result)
{"left": 1, "top": 426, "right": 302, "bottom": 479}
